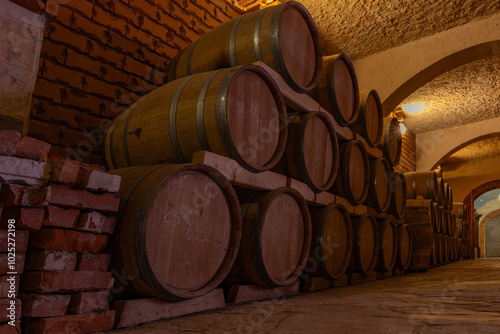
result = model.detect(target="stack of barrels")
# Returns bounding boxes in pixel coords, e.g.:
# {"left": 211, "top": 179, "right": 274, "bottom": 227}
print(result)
{"left": 404, "top": 171, "right": 470, "bottom": 272}
{"left": 101, "top": 1, "right": 411, "bottom": 305}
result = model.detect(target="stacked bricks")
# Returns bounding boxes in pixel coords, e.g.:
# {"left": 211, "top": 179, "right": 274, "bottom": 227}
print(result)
{"left": 8, "top": 0, "right": 241, "bottom": 165}
{"left": 394, "top": 129, "right": 416, "bottom": 173}
{"left": 0, "top": 130, "right": 121, "bottom": 333}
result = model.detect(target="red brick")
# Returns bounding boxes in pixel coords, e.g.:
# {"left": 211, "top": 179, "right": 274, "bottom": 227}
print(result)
{"left": 126, "top": 23, "right": 157, "bottom": 51}
{"left": 48, "top": 22, "right": 89, "bottom": 53}
{"left": 21, "top": 271, "right": 113, "bottom": 293}
{"left": 15, "top": 136, "right": 51, "bottom": 162}
{"left": 74, "top": 169, "right": 120, "bottom": 193}
{"left": 76, "top": 253, "right": 111, "bottom": 272}
{"left": 155, "top": 39, "right": 179, "bottom": 59}
{"left": 24, "top": 310, "right": 115, "bottom": 334}
{"left": 0, "top": 253, "right": 24, "bottom": 275}
{"left": 105, "top": 29, "right": 141, "bottom": 57}
{"left": 141, "top": 16, "right": 169, "bottom": 43}
{"left": 92, "top": 5, "right": 128, "bottom": 35}
{"left": 68, "top": 291, "right": 109, "bottom": 314}
{"left": 59, "top": 126, "right": 100, "bottom": 153}
{"left": 21, "top": 293, "right": 71, "bottom": 317}
{"left": 89, "top": 42, "right": 124, "bottom": 69}
{"left": 63, "top": 1, "right": 94, "bottom": 18}
{"left": 32, "top": 78, "right": 65, "bottom": 104}
{"left": 0, "top": 231, "right": 29, "bottom": 253}
{"left": 0, "top": 130, "right": 21, "bottom": 156}
{"left": 29, "top": 228, "right": 109, "bottom": 253}
{"left": 65, "top": 48, "right": 102, "bottom": 77}
{"left": 52, "top": 4, "right": 75, "bottom": 28}
{"left": 100, "top": 64, "right": 137, "bottom": 89}
{"left": 0, "top": 275, "right": 20, "bottom": 298}
{"left": 0, "top": 156, "right": 52, "bottom": 180}
{"left": 0, "top": 184, "right": 27, "bottom": 207}
{"left": 43, "top": 205, "right": 80, "bottom": 229}
{"left": 99, "top": 99, "right": 127, "bottom": 119}
{"left": 78, "top": 211, "right": 116, "bottom": 234}
{"left": 24, "top": 249, "right": 77, "bottom": 271}
{"left": 83, "top": 75, "right": 123, "bottom": 101}
{"left": 123, "top": 56, "right": 152, "bottom": 79}
{"left": 0, "top": 320, "right": 20, "bottom": 333}
{"left": 141, "top": 48, "right": 168, "bottom": 70}
{"left": 50, "top": 159, "right": 82, "bottom": 184}
{"left": 72, "top": 12, "right": 110, "bottom": 45}
{"left": 129, "top": 0, "right": 159, "bottom": 20}
{"left": 35, "top": 100, "right": 81, "bottom": 128}
{"left": 0, "top": 207, "right": 45, "bottom": 231}
{"left": 63, "top": 88, "right": 104, "bottom": 115}
{"left": 0, "top": 298, "right": 21, "bottom": 322}
{"left": 49, "top": 155, "right": 105, "bottom": 172}
{"left": 42, "top": 59, "right": 85, "bottom": 90}
{"left": 111, "top": 0, "right": 141, "bottom": 26}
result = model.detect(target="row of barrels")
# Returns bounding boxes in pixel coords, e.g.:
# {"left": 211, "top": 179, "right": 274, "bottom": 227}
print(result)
{"left": 108, "top": 164, "right": 413, "bottom": 302}
{"left": 430, "top": 234, "right": 470, "bottom": 265}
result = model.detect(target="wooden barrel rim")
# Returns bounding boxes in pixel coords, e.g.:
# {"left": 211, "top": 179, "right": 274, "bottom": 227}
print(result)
{"left": 217, "top": 65, "right": 288, "bottom": 172}
{"left": 270, "top": 1, "right": 323, "bottom": 93}
{"left": 325, "top": 54, "right": 360, "bottom": 126}
{"left": 352, "top": 213, "right": 379, "bottom": 275}
{"left": 436, "top": 177, "right": 445, "bottom": 206}
{"left": 253, "top": 187, "right": 312, "bottom": 287}
{"left": 368, "top": 158, "right": 392, "bottom": 213}
{"left": 296, "top": 111, "right": 339, "bottom": 192}
{"left": 382, "top": 117, "right": 402, "bottom": 167}
{"left": 393, "top": 172, "right": 407, "bottom": 218}
{"left": 341, "top": 140, "right": 370, "bottom": 205}
{"left": 314, "top": 203, "right": 353, "bottom": 279}
{"left": 358, "top": 90, "right": 383, "bottom": 147}
{"left": 119, "top": 164, "right": 242, "bottom": 300}
{"left": 377, "top": 219, "right": 397, "bottom": 272}
{"left": 397, "top": 224, "right": 413, "bottom": 270}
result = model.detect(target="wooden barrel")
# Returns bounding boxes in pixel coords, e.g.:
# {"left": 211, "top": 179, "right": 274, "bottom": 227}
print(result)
{"left": 432, "top": 202, "right": 441, "bottom": 233}
{"left": 308, "top": 204, "right": 353, "bottom": 280}
{"left": 396, "top": 224, "right": 413, "bottom": 270}
{"left": 309, "top": 54, "right": 360, "bottom": 126}
{"left": 332, "top": 140, "right": 370, "bottom": 205}
{"left": 450, "top": 212, "right": 456, "bottom": 236}
{"left": 456, "top": 218, "right": 463, "bottom": 238}
{"left": 457, "top": 238, "right": 463, "bottom": 259}
{"left": 376, "top": 219, "right": 397, "bottom": 272}
{"left": 436, "top": 177, "right": 446, "bottom": 206}
{"left": 452, "top": 202, "right": 465, "bottom": 219}
{"left": 404, "top": 171, "right": 439, "bottom": 201}
{"left": 444, "top": 183, "right": 453, "bottom": 210}
{"left": 104, "top": 65, "right": 287, "bottom": 173}
{"left": 405, "top": 199, "right": 436, "bottom": 230}
{"left": 437, "top": 234, "right": 444, "bottom": 264}
{"left": 365, "top": 158, "right": 392, "bottom": 213}
{"left": 348, "top": 214, "right": 379, "bottom": 275}
{"left": 452, "top": 237, "right": 458, "bottom": 261}
{"left": 407, "top": 222, "right": 433, "bottom": 272}
{"left": 107, "top": 164, "right": 242, "bottom": 301}
{"left": 273, "top": 111, "right": 339, "bottom": 193}
{"left": 166, "top": 1, "right": 322, "bottom": 93}
{"left": 442, "top": 209, "right": 449, "bottom": 235}
{"left": 379, "top": 117, "right": 401, "bottom": 168}
{"left": 226, "top": 187, "right": 312, "bottom": 288}
{"left": 437, "top": 206, "right": 445, "bottom": 234}
{"left": 430, "top": 233, "right": 438, "bottom": 266}
{"left": 443, "top": 235, "right": 450, "bottom": 262}
{"left": 388, "top": 172, "right": 407, "bottom": 219}
{"left": 349, "top": 90, "right": 383, "bottom": 147}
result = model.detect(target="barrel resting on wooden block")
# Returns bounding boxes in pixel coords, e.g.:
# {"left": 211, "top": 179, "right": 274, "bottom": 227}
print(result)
{"left": 226, "top": 281, "right": 300, "bottom": 304}
{"left": 301, "top": 275, "right": 348, "bottom": 292}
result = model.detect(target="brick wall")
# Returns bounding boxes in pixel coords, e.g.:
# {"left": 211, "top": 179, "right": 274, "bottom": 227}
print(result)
{"left": 8, "top": 0, "right": 240, "bottom": 165}
{"left": 394, "top": 129, "right": 416, "bottom": 173}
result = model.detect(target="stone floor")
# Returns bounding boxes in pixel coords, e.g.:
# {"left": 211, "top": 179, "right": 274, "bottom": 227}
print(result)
{"left": 112, "top": 259, "right": 500, "bottom": 334}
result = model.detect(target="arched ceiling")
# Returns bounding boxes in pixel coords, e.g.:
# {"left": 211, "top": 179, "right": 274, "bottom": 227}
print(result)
{"left": 294, "top": 0, "right": 500, "bottom": 164}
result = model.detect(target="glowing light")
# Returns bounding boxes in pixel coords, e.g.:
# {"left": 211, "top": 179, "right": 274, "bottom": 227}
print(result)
{"left": 402, "top": 102, "right": 426, "bottom": 114}
{"left": 400, "top": 122, "right": 406, "bottom": 134}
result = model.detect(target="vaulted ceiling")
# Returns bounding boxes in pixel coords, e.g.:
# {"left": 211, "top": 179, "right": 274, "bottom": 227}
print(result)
{"left": 296, "top": 0, "right": 500, "bottom": 165}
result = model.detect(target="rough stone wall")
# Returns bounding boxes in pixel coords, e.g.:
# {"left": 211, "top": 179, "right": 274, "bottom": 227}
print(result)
{"left": 394, "top": 129, "right": 416, "bottom": 173}
{"left": 8, "top": 0, "right": 240, "bottom": 164}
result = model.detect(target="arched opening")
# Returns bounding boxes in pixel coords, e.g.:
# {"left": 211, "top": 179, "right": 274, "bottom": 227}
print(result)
{"left": 485, "top": 216, "right": 500, "bottom": 258}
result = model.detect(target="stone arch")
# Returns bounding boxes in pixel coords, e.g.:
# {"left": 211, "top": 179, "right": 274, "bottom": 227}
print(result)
{"left": 353, "top": 13, "right": 500, "bottom": 116}
{"left": 479, "top": 210, "right": 500, "bottom": 258}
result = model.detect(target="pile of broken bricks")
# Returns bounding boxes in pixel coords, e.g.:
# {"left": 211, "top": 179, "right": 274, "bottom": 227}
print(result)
{"left": 0, "top": 130, "right": 121, "bottom": 333}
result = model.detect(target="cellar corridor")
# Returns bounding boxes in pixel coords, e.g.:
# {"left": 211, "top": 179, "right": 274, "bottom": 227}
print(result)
{"left": 114, "top": 259, "right": 500, "bottom": 334}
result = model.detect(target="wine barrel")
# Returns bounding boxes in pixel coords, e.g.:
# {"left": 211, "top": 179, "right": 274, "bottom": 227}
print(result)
{"left": 407, "top": 222, "right": 433, "bottom": 272}
{"left": 451, "top": 236, "right": 458, "bottom": 261}
{"left": 450, "top": 212, "right": 456, "bottom": 236}
{"left": 405, "top": 199, "right": 436, "bottom": 229}
{"left": 365, "top": 158, "right": 392, "bottom": 213}
{"left": 430, "top": 233, "right": 438, "bottom": 266}
{"left": 396, "top": 224, "right": 413, "bottom": 270}
{"left": 404, "top": 171, "right": 439, "bottom": 201}
{"left": 452, "top": 202, "right": 465, "bottom": 219}
{"left": 166, "top": 1, "right": 322, "bottom": 93}
{"left": 349, "top": 90, "right": 383, "bottom": 147}
{"left": 436, "top": 177, "right": 446, "bottom": 206}
{"left": 443, "top": 235, "right": 450, "bottom": 262}
{"left": 107, "top": 164, "right": 242, "bottom": 301}
{"left": 104, "top": 65, "right": 287, "bottom": 173}
{"left": 274, "top": 111, "right": 339, "bottom": 193}
{"left": 379, "top": 117, "right": 401, "bottom": 168}
{"left": 444, "top": 183, "right": 453, "bottom": 210}
{"left": 376, "top": 219, "right": 397, "bottom": 272}
{"left": 309, "top": 54, "right": 360, "bottom": 126}
{"left": 442, "top": 210, "right": 450, "bottom": 235}
{"left": 437, "top": 234, "right": 444, "bottom": 264}
{"left": 388, "top": 172, "right": 407, "bottom": 219}
{"left": 437, "top": 206, "right": 445, "bottom": 234}
{"left": 308, "top": 203, "right": 353, "bottom": 280}
{"left": 332, "top": 140, "right": 370, "bottom": 205}
{"left": 432, "top": 202, "right": 441, "bottom": 233}
{"left": 226, "top": 187, "right": 312, "bottom": 288}
{"left": 348, "top": 214, "right": 379, "bottom": 275}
